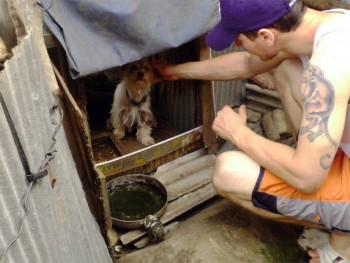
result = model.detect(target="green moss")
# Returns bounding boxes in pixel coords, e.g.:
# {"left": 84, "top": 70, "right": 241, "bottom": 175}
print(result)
{"left": 261, "top": 244, "right": 302, "bottom": 263}
{"left": 258, "top": 222, "right": 304, "bottom": 263}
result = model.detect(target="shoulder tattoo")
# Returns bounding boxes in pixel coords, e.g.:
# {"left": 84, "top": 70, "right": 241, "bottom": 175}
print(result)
{"left": 300, "top": 63, "right": 338, "bottom": 169}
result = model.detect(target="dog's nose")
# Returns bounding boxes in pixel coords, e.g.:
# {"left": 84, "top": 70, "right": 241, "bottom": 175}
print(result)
{"left": 137, "top": 72, "right": 144, "bottom": 79}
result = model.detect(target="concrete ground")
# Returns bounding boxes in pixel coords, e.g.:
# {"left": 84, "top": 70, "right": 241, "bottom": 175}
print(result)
{"left": 116, "top": 196, "right": 305, "bottom": 263}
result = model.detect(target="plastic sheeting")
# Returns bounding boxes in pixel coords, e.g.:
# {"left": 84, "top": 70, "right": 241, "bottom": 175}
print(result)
{"left": 42, "top": 0, "right": 220, "bottom": 79}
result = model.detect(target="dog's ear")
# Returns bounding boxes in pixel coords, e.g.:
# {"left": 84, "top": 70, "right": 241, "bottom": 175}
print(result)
{"left": 144, "top": 62, "right": 156, "bottom": 84}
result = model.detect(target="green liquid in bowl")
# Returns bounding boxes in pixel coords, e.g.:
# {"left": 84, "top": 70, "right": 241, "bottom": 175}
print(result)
{"left": 108, "top": 182, "right": 166, "bottom": 221}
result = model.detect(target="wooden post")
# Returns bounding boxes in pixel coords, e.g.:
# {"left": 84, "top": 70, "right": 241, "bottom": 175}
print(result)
{"left": 197, "top": 36, "right": 218, "bottom": 155}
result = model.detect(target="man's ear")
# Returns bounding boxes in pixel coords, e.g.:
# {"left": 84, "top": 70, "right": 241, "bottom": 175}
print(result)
{"left": 257, "top": 29, "right": 275, "bottom": 46}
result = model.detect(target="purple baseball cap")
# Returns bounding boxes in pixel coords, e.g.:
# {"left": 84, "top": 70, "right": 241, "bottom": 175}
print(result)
{"left": 206, "top": 0, "right": 297, "bottom": 51}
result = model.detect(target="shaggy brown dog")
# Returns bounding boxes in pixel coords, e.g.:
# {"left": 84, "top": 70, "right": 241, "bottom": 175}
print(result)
{"left": 110, "top": 60, "right": 156, "bottom": 146}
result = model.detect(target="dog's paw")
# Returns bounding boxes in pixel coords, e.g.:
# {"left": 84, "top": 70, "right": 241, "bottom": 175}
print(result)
{"left": 139, "top": 136, "right": 155, "bottom": 146}
{"left": 113, "top": 128, "right": 125, "bottom": 139}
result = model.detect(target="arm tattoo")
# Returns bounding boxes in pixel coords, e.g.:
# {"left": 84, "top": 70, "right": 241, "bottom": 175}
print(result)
{"left": 300, "top": 63, "right": 338, "bottom": 169}
{"left": 320, "top": 154, "right": 332, "bottom": 169}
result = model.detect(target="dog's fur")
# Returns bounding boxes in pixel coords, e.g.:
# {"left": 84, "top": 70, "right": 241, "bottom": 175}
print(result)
{"left": 110, "top": 60, "right": 156, "bottom": 146}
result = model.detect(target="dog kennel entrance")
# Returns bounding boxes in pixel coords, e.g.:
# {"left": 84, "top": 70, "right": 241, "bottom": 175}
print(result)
{"left": 46, "top": 33, "right": 218, "bottom": 253}
{"left": 80, "top": 38, "right": 217, "bottom": 181}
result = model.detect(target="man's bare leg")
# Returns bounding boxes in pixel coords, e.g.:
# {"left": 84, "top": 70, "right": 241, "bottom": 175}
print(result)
{"left": 212, "top": 150, "right": 325, "bottom": 228}
{"left": 212, "top": 150, "right": 350, "bottom": 260}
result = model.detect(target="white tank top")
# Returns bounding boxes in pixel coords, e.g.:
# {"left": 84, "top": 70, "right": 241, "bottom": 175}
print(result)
{"left": 299, "top": 9, "right": 350, "bottom": 158}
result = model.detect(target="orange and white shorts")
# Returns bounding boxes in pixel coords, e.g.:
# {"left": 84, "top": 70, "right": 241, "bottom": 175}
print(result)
{"left": 252, "top": 149, "right": 350, "bottom": 233}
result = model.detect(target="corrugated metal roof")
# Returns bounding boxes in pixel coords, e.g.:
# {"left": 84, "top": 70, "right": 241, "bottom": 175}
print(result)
{"left": 212, "top": 46, "right": 245, "bottom": 111}
{"left": 152, "top": 41, "right": 199, "bottom": 133}
{"left": 151, "top": 43, "right": 244, "bottom": 133}
{"left": 0, "top": 1, "right": 111, "bottom": 262}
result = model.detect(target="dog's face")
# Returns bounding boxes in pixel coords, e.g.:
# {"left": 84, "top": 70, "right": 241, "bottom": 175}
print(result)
{"left": 123, "top": 60, "right": 155, "bottom": 98}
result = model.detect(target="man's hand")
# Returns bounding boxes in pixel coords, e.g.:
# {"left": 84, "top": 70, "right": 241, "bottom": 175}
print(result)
{"left": 212, "top": 105, "right": 247, "bottom": 144}
{"left": 151, "top": 60, "right": 179, "bottom": 83}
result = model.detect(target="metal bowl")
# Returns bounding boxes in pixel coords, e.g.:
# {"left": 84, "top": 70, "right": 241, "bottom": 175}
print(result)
{"left": 107, "top": 174, "right": 168, "bottom": 229}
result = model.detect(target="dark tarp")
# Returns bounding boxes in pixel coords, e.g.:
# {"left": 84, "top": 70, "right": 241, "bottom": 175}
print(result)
{"left": 42, "top": 0, "right": 220, "bottom": 79}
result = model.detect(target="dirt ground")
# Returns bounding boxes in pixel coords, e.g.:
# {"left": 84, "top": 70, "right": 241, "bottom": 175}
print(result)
{"left": 116, "top": 196, "right": 305, "bottom": 263}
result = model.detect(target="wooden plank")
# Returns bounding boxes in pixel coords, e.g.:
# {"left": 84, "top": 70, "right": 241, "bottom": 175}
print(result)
{"left": 166, "top": 166, "right": 215, "bottom": 201}
{"left": 154, "top": 148, "right": 206, "bottom": 175}
{"left": 53, "top": 63, "right": 96, "bottom": 185}
{"left": 44, "top": 32, "right": 59, "bottom": 49}
{"left": 97, "top": 169, "right": 119, "bottom": 248}
{"left": 197, "top": 36, "right": 218, "bottom": 155}
{"left": 154, "top": 154, "right": 216, "bottom": 186}
{"left": 113, "top": 134, "right": 145, "bottom": 155}
{"left": 119, "top": 183, "right": 217, "bottom": 246}
{"left": 111, "top": 119, "right": 179, "bottom": 155}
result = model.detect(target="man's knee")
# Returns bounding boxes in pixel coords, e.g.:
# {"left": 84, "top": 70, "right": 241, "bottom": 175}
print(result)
{"left": 212, "top": 151, "right": 236, "bottom": 194}
{"left": 212, "top": 151, "right": 259, "bottom": 197}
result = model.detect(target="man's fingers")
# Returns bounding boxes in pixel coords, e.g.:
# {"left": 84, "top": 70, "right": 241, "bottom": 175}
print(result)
{"left": 238, "top": 104, "right": 247, "bottom": 124}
